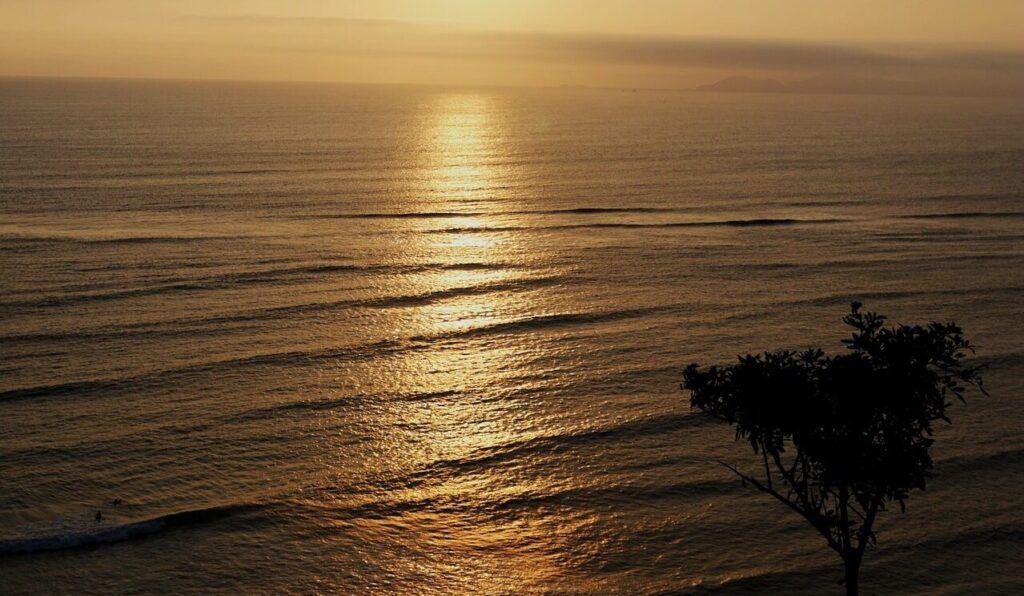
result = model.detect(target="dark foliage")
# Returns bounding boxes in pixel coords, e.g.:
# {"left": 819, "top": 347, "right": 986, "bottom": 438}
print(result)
{"left": 682, "top": 303, "right": 986, "bottom": 595}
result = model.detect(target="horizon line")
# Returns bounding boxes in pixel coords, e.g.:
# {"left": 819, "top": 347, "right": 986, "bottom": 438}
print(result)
{"left": 3, "top": 73, "right": 1020, "bottom": 100}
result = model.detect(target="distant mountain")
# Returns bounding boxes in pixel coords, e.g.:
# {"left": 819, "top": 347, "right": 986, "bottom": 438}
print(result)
{"left": 695, "top": 73, "right": 1019, "bottom": 97}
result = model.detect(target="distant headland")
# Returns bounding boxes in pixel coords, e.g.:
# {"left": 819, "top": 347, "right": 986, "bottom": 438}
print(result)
{"left": 695, "top": 73, "right": 1019, "bottom": 97}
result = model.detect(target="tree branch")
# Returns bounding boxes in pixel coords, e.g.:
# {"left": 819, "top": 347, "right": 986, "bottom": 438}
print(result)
{"left": 718, "top": 460, "right": 843, "bottom": 553}
{"left": 855, "top": 496, "right": 883, "bottom": 560}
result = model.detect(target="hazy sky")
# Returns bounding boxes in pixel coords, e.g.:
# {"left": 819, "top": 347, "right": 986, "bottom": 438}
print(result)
{"left": 2, "top": 1, "right": 1022, "bottom": 92}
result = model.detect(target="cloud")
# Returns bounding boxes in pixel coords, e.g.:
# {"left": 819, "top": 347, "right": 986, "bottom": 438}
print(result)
{"left": 491, "top": 33, "right": 913, "bottom": 72}
{"left": 5, "top": 8, "right": 1022, "bottom": 93}
{"left": 186, "top": 13, "right": 1024, "bottom": 79}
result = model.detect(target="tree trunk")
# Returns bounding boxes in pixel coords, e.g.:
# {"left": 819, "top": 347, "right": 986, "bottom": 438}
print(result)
{"left": 843, "top": 553, "right": 861, "bottom": 596}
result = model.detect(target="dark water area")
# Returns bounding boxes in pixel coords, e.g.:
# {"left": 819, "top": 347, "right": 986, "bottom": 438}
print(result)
{"left": 1, "top": 78, "right": 1023, "bottom": 594}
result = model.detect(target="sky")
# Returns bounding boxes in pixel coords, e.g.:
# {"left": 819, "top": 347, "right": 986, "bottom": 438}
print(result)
{"left": 1, "top": 1, "right": 1023, "bottom": 94}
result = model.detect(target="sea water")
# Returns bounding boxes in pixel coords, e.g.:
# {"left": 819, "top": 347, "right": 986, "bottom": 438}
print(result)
{"left": 1, "top": 78, "right": 1022, "bottom": 594}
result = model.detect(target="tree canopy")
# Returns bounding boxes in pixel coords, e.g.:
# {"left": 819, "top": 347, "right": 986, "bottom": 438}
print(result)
{"left": 682, "top": 302, "right": 986, "bottom": 595}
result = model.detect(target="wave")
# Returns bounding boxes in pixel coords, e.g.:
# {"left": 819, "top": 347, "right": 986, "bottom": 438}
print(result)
{"left": 901, "top": 211, "right": 1024, "bottom": 220}
{"left": 208, "top": 275, "right": 565, "bottom": 323}
{"left": 257, "top": 270, "right": 562, "bottom": 316}
{"left": 327, "top": 211, "right": 487, "bottom": 219}
{"left": 521, "top": 207, "right": 682, "bottom": 215}
{"left": 0, "top": 378, "right": 122, "bottom": 402}
{"left": 1, "top": 282, "right": 218, "bottom": 308}
{"left": 673, "top": 521, "right": 1024, "bottom": 593}
{"left": 338, "top": 410, "right": 712, "bottom": 500}
{"left": 413, "top": 305, "right": 675, "bottom": 343}
{"left": 715, "top": 252, "right": 1021, "bottom": 276}
{"left": 902, "top": 192, "right": 1024, "bottom": 203}
{"left": 924, "top": 524, "right": 1024, "bottom": 550}
{"left": 480, "top": 477, "right": 734, "bottom": 511}
{"left": 0, "top": 262, "right": 527, "bottom": 311}
{"left": 429, "top": 218, "right": 847, "bottom": 233}
{"left": 230, "top": 389, "right": 461, "bottom": 422}
{"left": 0, "top": 504, "right": 259, "bottom": 556}
{"left": 422, "top": 411, "right": 709, "bottom": 471}
{"left": 939, "top": 446, "right": 1024, "bottom": 475}
{"left": 0, "top": 305, "right": 673, "bottom": 403}
{"left": 290, "top": 411, "right": 724, "bottom": 520}
{"left": 320, "top": 207, "right": 688, "bottom": 219}
{"left": 798, "top": 284, "right": 1024, "bottom": 308}
{"left": 360, "top": 276, "right": 563, "bottom": 310}
{"left": 18, "top": 278, "right": 1013, "bottom": 404}
{"left": 0, "top": 337, "right": 415, "bottom": 403}
{"left": 305, "top": 204, "right": 1024, "bottom": 227}
{"left": 0, "top": 233, "right": 248, "bottom": 246}
{"left": 5, "top": 274, "right": 1014, "bottom": 405}
{"left": 324, "top": 476, "right": 735, "bottom": 523}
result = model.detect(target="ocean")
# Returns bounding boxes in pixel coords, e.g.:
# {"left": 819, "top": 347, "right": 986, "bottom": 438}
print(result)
{"left": 1, "top": 78, "right": 1022, "bottom": 594}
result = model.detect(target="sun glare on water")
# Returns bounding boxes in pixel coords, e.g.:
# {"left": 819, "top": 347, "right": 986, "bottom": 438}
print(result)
{"left": 322, "top": 92, "right": 583, "bottom": 591}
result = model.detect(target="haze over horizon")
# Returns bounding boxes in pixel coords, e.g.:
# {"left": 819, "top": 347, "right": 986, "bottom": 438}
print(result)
{"left": 2, "top": 0, "right": 1024, "bottom": 95}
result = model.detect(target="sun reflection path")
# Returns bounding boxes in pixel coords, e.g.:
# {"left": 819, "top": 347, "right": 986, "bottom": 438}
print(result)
{"left": 428, "top": 93, "right": 507, "bottom": 206}
{"left": 413, "top": 90, "right": 528, "bottom": 415}
{"left": 366, "top": 92, "right": 579, "bottom": 590}
{"left": 415, "top": 93, "right": 527, "bottom": 331}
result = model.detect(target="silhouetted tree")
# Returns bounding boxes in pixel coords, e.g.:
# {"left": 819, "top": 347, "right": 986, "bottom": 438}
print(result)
{"left": 682, "top": 303, "right": 985, "bottom": 595}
